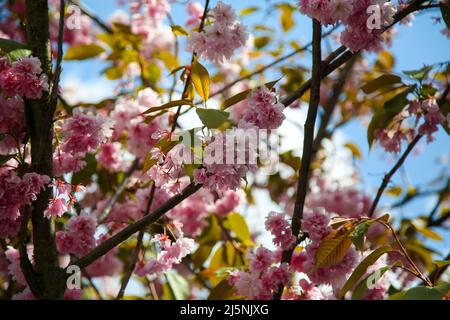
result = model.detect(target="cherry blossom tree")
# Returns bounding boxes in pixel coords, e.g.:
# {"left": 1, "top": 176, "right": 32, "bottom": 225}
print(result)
{"left": 0, "top": 0, "right": 449, "bottom": 300}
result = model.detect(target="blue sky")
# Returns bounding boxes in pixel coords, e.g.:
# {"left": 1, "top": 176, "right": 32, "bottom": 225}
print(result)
{"left": 62, "top": 1, "right": 450, "bottom": 254}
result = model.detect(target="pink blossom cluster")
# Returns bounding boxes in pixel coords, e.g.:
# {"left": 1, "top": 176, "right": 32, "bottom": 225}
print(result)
{"left": 6, "top": 246, "right": 82, "bottom": 299}
{"left": 54, "top": 113, "right": 112, "bottom": 176}
{"left": 229, "top": 247, "right": 290, "bottom": 299}
{"left": 188, "top": 1, "right": 248, "bottom": 63}
{"left": 0, "top": 94, "right": 24, "bottom": 153}
{"left": 306, "top": 184, "right": 372, "bottom": 218}
{"left": 0, "top": 57, "right": 49, "bottom": 99}
{"left": 147, "top": 143, "right": 190, "bottom": 192}
{"left": 131, "top": 0, "right": 170, "bottom": 23}
{"left": 238, "top": 86, "right": 286, "bottom": 130}
{"left": 374, "top": 127, "right": 413, "bottom": 153}
{"left": 0, "top": 1, "right": 26, "bottom": 43}
{"left": 416, "top": 98, "right": 446, "bottom": 142}
{"left": 48, "top": 0, "right": 97, "bottom": 47}
{"left": 44, "top": 180, "right": 84, "bottom": 219}
{"left": 110, "top": 89, "right": 162, "bottom": 159}
{"left": 56, "top": 214, "right": 97, "bottom": 257}
{"left": 375, "top": 98, "right": 446, "bottom": 153}
{"left": 186, "top": 2, "right": 204, "bottom": 28}
{"left": 129, "top": 1, "right": 174, "bottom": 57}
{"left": 193, "top": 128, "right": 258, "bottom": 191}
{"left": 0, "top": 170, "right": 49, "bottom": 238}
{"left": 293, "top": 208, "right": 360, "bottom": 292}
{"left": 135, "top": 222, "right": 195, "bottom": 278}
{"left": 12, "top": 288, "right": 83, "bottom": 300}
{"left": 168, "top": 189, "right": 242, "bottom": 237}
{"left": 298, "top": 0, "right": 397, "bottom": 52}
{"left": 85, "top": 235, "right": 123, "bottom": 278}
{"left": 265, "top": 212, "right": 296, "bottom": 251}
{"left": 5, "top": 247, "right": 27, "bottom": 286}
{"left": 96, "top": 142, "right": 128, "bottom": 172}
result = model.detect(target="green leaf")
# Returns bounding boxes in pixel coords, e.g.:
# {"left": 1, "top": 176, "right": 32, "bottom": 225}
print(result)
{"left": 191, "top": 245, "right": 214, "bottom": 269}
{"left": 210, "top": 243, "right": 235, "bottom": 270}
{"left": 171, "top": 25, "right": 189, "bottom": 36}
{"left": 349, "top": 221, "right": 373, "bottom": 252}
{"left": 389, "top": 282, "right": 450, "bottom": 300}
{"left": 276, "top": 3, "right": 296, "bottom": 32}
{"left": 208, "top": 279, "right": 236, "bottom": 300}
{"left": 64, "top": 44, "right": 105, "bottom": 60}
{"left": 439, "top": 2, "right": 450, "bottom": 29}
{"left": 226, "top": 213, "right": 252, "bottom": 246}
{"left": 191, "top": 60, "right": 210, "bottom": 102}
{"left": 351, "top": 265, "right": 392, "bottom": 300}
{"left": 0, "top": 39, "right": 32, "bottom": 60}
{"left": 361, "top": 74, "right": 402, "bottom": 94}
{"left": 434, "top": 260, "right": 450, "bottom": 268}
{"left": 196, "top": 108, "right": 230, "bottom": 129}
{"left": 165, "top": 272, "right": 189, "bottom": 300}
{"left": 254, "top": 36, "right": 271, "bottom": 49}
{"left": 339, "top": 245, "right": 394, "bottom": 299}
{"left": 367, "top": 86, "right": 416, "bottom": 147}
{"left": 384, "top": 86, "right": 415, "bottom": 111}
{"left": 403, "top": 66, "right": 433, "bottom": 81}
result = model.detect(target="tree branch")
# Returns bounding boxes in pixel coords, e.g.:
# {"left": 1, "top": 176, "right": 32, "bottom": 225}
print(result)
{"left": 281, "top": 0, "right": 429, "bottom": 109}
{"left": 71, "top": 183, "right": 202, "bottom": 271}
{"left": 368, "top": 135, "right": 422, "bottom": 217}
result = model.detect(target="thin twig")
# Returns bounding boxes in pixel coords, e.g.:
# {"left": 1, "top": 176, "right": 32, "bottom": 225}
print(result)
{"left": 49, "top": 0, "right": 65, "bottom": 112}
{"left": 116, "top": 183, "right": 156, "bottom": 300}
{"left": 98, "top": 159, "right": 140, "bottom": 223}
{"left": 368, "top": 135, "right": 422, "bottom": 217}
{"left": 275, "top": 19, "right": 322, "bottom": 300}
{"left": 171, "top": 0, "right": 210, "bottom": 132}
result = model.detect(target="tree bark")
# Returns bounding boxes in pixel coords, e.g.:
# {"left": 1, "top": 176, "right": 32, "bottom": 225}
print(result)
{"left": 25, "top": 0, "right": 65, "bottom": 299}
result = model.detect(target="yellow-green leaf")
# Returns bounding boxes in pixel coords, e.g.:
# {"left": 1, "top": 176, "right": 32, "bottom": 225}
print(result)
{"left": 314, "top": 232, "right": 353, "bottom": 270}
{"left": 240, "top": 7, "right": 259, "bottom": 16}
{"left": 171, "top": 25, "right": 189, "bottom": 36}
{"left": 191, "top": 61, "right": 210, "bottom": 102}
{"left": 412, "top": 221, "right": 442, "bottom": 241}
{"left": 64, "top": 44, "right": 105, "bottom": 60}
{"left": 143, "top": 99, "right": 193, "bottom": 114}
{"left": 339, "top": 245, "right": 394, "bottom": 299}
{"left": 344, "top": 142, "right": 363, "bottom": 159}
{"left": 154, "top": 50, "right": 179, "bottom": 70}
{"left": 208, "top": 279, "right": 236, "bottom": 300}
{"left": 386, "top": 186, "right": 403, "bottom": 197}
{"left": 361, "top": 74, "right": 402, "bottom": 94}
{"left": 276, "top": 3, "right": 296, "bottom": 32}
{"left": 226, "top": 213, "right": 252, "bottom": 246}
